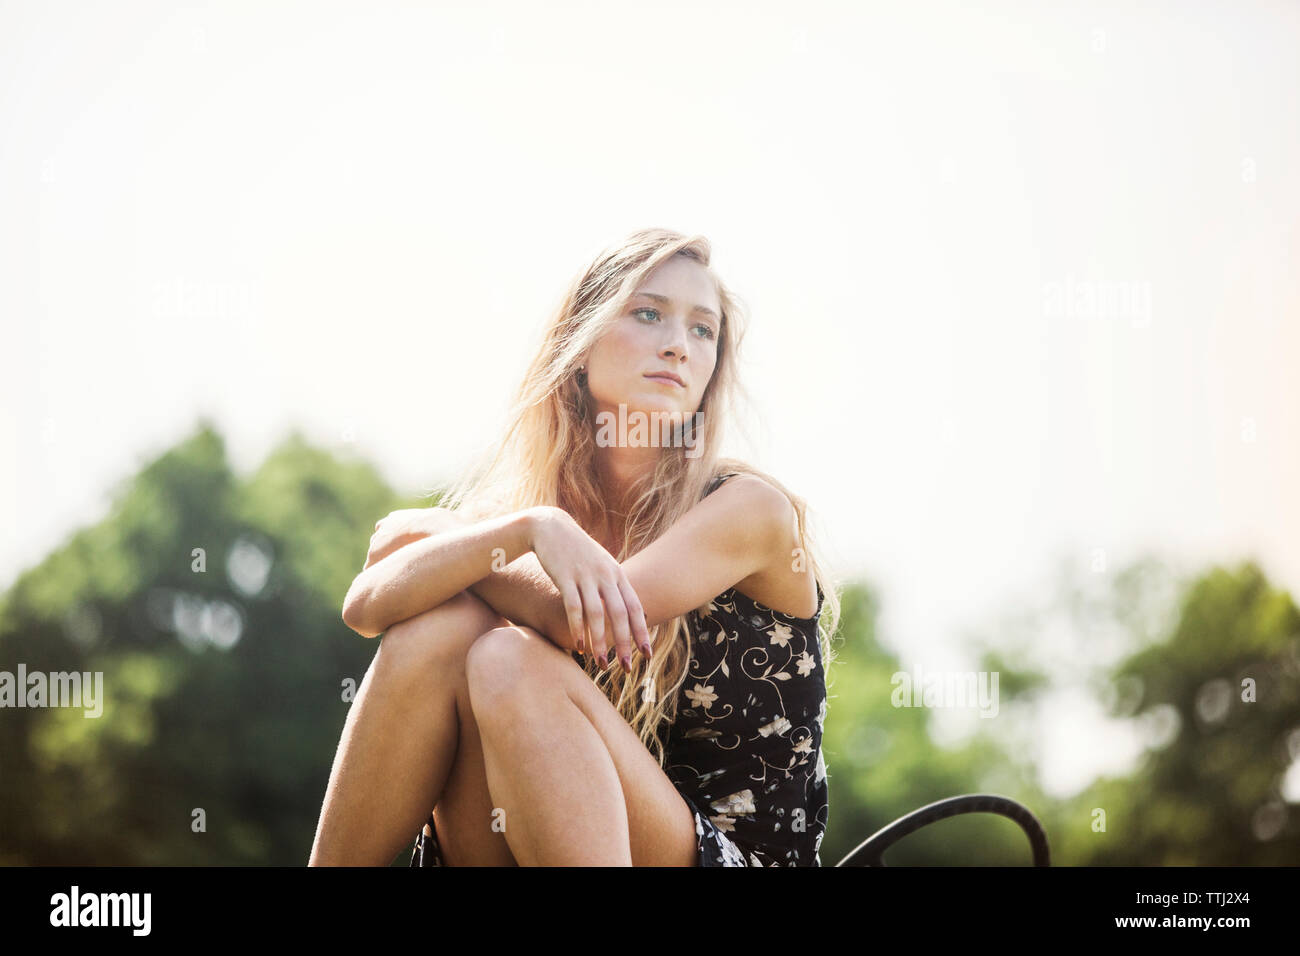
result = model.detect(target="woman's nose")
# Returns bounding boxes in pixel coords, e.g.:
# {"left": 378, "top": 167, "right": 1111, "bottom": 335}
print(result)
{"left": 659, "top": 326, "right": 688, "bottom": 361}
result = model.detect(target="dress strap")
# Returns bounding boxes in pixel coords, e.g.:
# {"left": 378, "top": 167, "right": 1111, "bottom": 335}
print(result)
{"left": 705, "top": 472, "right": 739, "bottom": 496}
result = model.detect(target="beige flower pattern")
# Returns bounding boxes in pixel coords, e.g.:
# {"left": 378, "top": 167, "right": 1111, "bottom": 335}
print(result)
{"left": 666, "top": 576, "right": 828, "bottom": 867}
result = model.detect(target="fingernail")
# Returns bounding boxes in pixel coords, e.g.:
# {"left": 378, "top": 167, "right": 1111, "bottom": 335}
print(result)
{"left": 621, "top": 654, "right": 631, "bottom": 673}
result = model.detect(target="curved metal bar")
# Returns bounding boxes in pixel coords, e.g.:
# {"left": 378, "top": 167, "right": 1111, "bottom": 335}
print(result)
{"left": 834, "top": 793, "right": 1050, "bottom": 867}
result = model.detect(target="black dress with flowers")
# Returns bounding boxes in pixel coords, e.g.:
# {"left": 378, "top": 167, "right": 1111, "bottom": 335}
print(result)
{"left": 663, "top": 473, "right": 829, "bottom": 867}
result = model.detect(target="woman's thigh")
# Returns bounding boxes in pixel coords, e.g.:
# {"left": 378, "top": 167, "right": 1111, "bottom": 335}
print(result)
{"left": 465, "top": 624, "right": 698, "bottom": 867}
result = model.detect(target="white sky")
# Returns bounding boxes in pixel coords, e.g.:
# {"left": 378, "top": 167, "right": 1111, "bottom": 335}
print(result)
{"left": 3, "top": 0, "right": 1297, "bottom": 798}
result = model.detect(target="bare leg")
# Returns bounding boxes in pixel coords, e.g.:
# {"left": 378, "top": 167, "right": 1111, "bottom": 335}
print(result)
{"left": 477, "top": 695, "right": 632, "bottom": 865}
{"left": 309, "top": 591, "right": 515, "bottom": 866}
{"left": 466, "top": 625, "right": 698, "bottom": 867}
{"left": 430, "top": 679, "right": 521, "bottom": 867}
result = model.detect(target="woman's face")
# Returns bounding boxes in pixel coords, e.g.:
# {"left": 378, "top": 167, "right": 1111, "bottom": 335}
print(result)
{"left": 585, "top": 255, "right": 722, "bottom": 424}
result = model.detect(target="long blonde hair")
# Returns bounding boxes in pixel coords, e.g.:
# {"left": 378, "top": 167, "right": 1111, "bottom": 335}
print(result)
{"left": 439, "top": 228, "right": 841, "bottom": 767}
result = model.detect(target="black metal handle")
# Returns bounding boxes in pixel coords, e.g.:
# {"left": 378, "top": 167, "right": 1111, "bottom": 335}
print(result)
{"left": 834, "top": 793, "right": 1050, "bottom": 867}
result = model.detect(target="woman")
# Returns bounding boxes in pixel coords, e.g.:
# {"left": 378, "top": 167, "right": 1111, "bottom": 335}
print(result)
{"left": 309, "top": 228, "right": 841, "bottom": 866}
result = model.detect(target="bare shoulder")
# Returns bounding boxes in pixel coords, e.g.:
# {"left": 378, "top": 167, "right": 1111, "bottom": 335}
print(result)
{"left": 705, "top": 472, "right": 791, "bottom": 521}
{"left": 709, "top": 474, "right": 817, "bottom": 619}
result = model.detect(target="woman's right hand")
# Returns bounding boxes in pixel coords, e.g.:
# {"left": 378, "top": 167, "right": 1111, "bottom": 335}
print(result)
{"left": 526, "top": 506, "right": 652, "bottom": 673}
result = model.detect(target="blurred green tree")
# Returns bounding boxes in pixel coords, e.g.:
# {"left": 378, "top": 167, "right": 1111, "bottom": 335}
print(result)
{"left": 0, "top": 421, "right": 419, "bottom": 864}
{"left": 961, "top": 556, "right": 1300, "bottom": 866}
{"left": 820, "top": 584, "right": 1051, "bottom": 866}
{"left": 1055, "top": 561, "right": 1300, "bottom": 864}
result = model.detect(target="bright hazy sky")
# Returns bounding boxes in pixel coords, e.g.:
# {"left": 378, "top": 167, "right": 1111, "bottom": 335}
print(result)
{"left": 3, "top": 1, "right": 1297, "bottom": 797}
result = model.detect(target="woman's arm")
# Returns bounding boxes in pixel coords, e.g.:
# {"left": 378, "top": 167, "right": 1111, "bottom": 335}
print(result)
{"left": 467, "top": 550, "right": 572, "bottom": 642}
{"left": 341, "top": 509, "right": 537, "bottom": 638}
{"left": 468, "top": 476, "right": 801, "bottom": 664}
{"left": 351, "top": 505, "right": 606, "bottom": 646}
{"left": 364, "top": 505, "right": 572, "bottom": 641}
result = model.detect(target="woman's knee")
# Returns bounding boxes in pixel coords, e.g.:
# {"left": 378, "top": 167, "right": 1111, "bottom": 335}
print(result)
{"left": 464, "top": 626, "right": 560, "bottom": 717}
{"left": 374, "top": 591, "right": 508, "bottom": 679}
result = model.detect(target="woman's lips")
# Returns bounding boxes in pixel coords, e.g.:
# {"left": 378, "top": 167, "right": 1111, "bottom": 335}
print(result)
{"left": 644, "top": 374, "right": 685, "bottom": 388}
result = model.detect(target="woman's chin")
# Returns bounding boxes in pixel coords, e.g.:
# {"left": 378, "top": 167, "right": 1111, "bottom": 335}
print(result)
{"left": 630, "top": 398, "right": 688, "bottom": 419}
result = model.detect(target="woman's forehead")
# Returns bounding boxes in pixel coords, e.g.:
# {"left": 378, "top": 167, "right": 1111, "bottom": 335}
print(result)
{"left": 633, "top": 259, "right": 721, "bottom": 315}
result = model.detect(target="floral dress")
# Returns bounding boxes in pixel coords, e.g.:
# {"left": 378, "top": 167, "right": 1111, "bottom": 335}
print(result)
{"left": 665, "top": 473, "right": 828, "bottom": 866}
{"left": 410, "top": 473, "right": 828, "bottom": 867}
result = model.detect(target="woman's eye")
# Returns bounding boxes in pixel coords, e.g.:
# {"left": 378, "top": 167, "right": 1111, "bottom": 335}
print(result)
{"left": 634, "top": 307, "right": 715, "bottom": 340}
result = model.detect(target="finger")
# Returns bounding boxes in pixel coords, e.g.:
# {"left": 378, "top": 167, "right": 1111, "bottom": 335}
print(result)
{"left": 616, "top": 574, "right": 652, "bottom": 659}
{"left": 597, "top": 578, "right": 633, "bottom": 673}
{"left": 578, "top": 578, "right": 607, "bottom": 664}
{"left": 559, "top": 581, "right": 586, "bottom": 655}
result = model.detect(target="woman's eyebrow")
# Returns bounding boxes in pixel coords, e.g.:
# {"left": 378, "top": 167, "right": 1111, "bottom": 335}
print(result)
{"left": 632, "top": 291, "right": 719, "bottom": 320}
